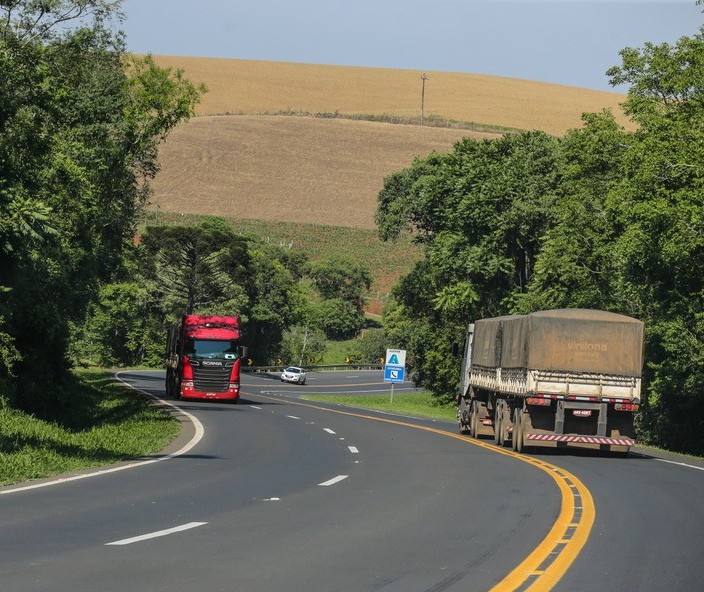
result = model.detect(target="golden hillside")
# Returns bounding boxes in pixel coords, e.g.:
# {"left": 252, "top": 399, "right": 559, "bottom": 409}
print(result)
{"left": 149, "top": 56, "right": 633, "bottom": 229}
{"left": 152, "top": 56, "right": 632, "bottom": 135}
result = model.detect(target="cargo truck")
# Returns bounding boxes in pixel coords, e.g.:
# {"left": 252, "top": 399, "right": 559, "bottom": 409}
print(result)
{"left": 457, "top": 309, "right": 644, "bottom": 455}
{"left": 165, "top": 315, "right": 246, "bottom": 402}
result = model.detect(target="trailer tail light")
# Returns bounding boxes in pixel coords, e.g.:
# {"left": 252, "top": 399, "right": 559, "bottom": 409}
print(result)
{"left": 615, "top": 403, "right": 639, "bottom": 411}
{"left": 527, "top": 397, "right": 551, "bottom": 406}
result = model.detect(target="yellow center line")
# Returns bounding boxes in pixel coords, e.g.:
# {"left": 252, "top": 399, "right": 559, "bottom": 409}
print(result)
{"left": 253, "top": 393, "right": 595, "bottom": 592}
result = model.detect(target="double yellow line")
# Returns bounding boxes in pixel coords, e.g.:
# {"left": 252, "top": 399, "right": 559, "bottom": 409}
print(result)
{"left": 265, "top": 395, "right": 595, "bottom": 592}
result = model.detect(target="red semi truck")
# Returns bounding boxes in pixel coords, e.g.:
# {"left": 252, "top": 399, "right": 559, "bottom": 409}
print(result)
{"left": 165, "top": 315, "right": 246, "bottom": 402}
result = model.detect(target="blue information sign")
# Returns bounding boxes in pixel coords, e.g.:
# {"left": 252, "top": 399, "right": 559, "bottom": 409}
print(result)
{"left": 384, "top": 365, "right": 405, "bottom": 384}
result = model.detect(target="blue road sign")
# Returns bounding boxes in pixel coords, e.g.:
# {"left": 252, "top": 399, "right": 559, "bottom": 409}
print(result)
{"left": 384, "top": 365, "right": 405, "bottom": 384}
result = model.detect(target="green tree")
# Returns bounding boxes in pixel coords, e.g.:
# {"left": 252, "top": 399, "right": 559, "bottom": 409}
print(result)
{"left": 307, "top": 256, "right": 372, "bottom": 309}
{"left": 71, "top": 282, "right": 163, "bottom": 367}
{"left": 280, "top": 325, "right": 327, "bottom": 366}
{"left": 353, "top": 328, "right": 386, "bottom": 364}
{"left": 139, "top": 219, "right": 251, "bottom": 317}
{"left": 312, "top": 298, "right": 364, "bottom": 340}
{"left": 377, "top": 132, "right": 561, "bottom": 397}
{"left": 246, "top": 247, "right": 301, "bottom": 364}
{"left": 603, "top": 29, "right": 704, "bottom": 453}
{"left": 513, "top": 111, "right": 633, "bottom": 313}
{"left": 0, "top": 1, "right": 204, "bottom": 414}
{"left": 0, "top": 1, "right": 121, "bottom": 44}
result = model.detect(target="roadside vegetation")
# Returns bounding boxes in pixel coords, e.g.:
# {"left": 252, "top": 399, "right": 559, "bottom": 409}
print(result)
{"left": 1, "top": 0, "right": 703, "bottom": 470}
{"left": 303, "top": 392, "right": 457, "bottom": 422}
{"left": 0, "top": 370, "right": 179, "bottom": 486}
{"left": 377, "top": 28, "right": 704, "bottom": 455}
{"left": 146, "top": 212, "right": 422, "bottom": 298}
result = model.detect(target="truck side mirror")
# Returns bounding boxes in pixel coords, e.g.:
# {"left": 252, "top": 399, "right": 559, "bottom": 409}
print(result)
{"left": 240, "top": 346, "right": 248, "bottom": 358}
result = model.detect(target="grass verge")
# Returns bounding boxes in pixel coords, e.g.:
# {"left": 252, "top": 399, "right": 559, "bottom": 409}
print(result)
{"left": 0, "top": 370, "right": 180, "bottom": 487}
{"left": 256, "top": 110, "right": 523, "bottom": 135}
{"left": 318, "top": 336, "right": 372, "bottom": 365}
{"left": 302, "top": 392, "right": 457, "bottom": 422}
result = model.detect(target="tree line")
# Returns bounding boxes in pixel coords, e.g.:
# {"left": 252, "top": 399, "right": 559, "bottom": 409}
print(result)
{"left": 71, "top": 219, "right": 374, "bottom": 371}
{"left": 0, "top": 1, "right": 374, "bottom": 418}
{"left": 376, "top": 17, "right": 704, "bottom": 454}
{"left": 3, "top": 1, "right": 702, "bottom": 457}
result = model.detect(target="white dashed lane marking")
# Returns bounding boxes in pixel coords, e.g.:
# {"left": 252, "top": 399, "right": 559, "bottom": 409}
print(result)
{"left": 106, "top": 522, "right": 208, "bottom": 546}
{"left": 318, "top": 475, "right": 348, "bottom": 487}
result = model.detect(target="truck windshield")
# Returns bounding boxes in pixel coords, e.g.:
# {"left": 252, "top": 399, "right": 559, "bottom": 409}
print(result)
{"left": 185, "top": 339, "right": 240, "bottom": 359}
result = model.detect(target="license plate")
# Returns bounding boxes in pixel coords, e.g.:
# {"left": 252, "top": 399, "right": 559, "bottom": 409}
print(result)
{"left": 572, "top": 409, "right": 592, "bottom": 417}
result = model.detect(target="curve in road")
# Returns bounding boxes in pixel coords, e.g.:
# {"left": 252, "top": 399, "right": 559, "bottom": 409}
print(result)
{"left": 265, "top": 394, "right": 595, "bottom": 592}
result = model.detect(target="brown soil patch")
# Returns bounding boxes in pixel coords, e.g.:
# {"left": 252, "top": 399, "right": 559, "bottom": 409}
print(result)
{"left": 152, "top": 115, "right": 493, "bottom": 229}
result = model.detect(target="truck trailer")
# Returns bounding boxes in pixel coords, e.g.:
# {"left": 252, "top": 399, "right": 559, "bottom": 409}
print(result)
{"left": 165, "top": 315, "right": 246, "bottom": 402}
{"left": 457, "top": 309, "right": 644, "bottom": 454}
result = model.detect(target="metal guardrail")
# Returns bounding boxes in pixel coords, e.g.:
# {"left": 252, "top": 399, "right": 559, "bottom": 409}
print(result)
{"left": 242, "top": 364, "right": 383, "bottom": 373}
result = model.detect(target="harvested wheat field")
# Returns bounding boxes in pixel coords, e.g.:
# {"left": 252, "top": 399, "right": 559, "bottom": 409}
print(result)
{"left": 146, "top": 56, "right": 637, "bottom": 300}
{"left": 152, "top": 114, "right": 495, "bottom": 228}
{"left": 149, "top": 56, "right": 634, "bottom": 229}
{"left": 151, "top": 56, "right": 633, "bottom": 136}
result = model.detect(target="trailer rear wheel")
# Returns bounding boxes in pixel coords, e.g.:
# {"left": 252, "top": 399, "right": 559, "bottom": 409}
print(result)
{"left": 513, "top": 408, "right": 524, "bottom": 453}
{"left": 497, "top": 403, "right": 511, "bottom": 447}
{"left": 493, "top": 408, "right": 502, "bottom": 445}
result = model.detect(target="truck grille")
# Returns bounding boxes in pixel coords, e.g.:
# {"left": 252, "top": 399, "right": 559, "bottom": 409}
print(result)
{"left": 193, "top": 366, "right": 230, "bottom": 392}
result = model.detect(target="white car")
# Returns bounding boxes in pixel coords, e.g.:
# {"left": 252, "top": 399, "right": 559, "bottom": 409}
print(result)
{"left": 281, "top": 366, "right": 307, "bottom": 385}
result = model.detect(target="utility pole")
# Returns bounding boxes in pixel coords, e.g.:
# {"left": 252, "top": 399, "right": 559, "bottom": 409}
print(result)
{"left": 420, "top": 72, "right": 428, "bottom": 125}
{"left": 298, "top": 326, "right": 309, "bottom": 366}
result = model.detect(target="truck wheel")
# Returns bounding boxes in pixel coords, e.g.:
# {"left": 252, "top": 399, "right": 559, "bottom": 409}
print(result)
{"left": 498, "top": 408, "right": 507, "bottom": 447}
{"left": 457, "top": 406, "right": 467, "bottom": 435}
{"left": 513, "top": 408, "right": 524, "bottom": 453}
{"left": 493, "top": 405, "right": 502, "bottom": 446}
{"left": 495, "top": 402, "right": 509, "bottom": 446}
{"left": 470, "top": 400, "right": 479, "bottom": 438}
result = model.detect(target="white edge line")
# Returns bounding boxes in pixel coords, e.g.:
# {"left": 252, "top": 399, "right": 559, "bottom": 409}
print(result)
{"left": 1, "top": 371, "right": 205, "bottom": 495}
{"left": 653, "top": 458, "right": 704, "bottom": 471}
{"left": 106, "top": 521, "right": 208, "bottom": 546}
{"left": 318, "top": 475, "right": 348, "bottom": 487}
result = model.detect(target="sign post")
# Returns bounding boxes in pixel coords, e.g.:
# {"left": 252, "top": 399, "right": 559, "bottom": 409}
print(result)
{"left": 384, "top": 348, "right": 406, "bottom": 404}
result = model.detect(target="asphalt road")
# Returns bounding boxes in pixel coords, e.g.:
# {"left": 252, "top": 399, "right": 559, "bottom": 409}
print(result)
{"left": 1, "top": 369, "right": 703, "bottom": 592}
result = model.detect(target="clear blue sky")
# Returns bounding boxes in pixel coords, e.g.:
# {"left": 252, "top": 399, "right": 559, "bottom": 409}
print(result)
{"left": 120, "top": 0, "right": 702, "bottom": 92}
